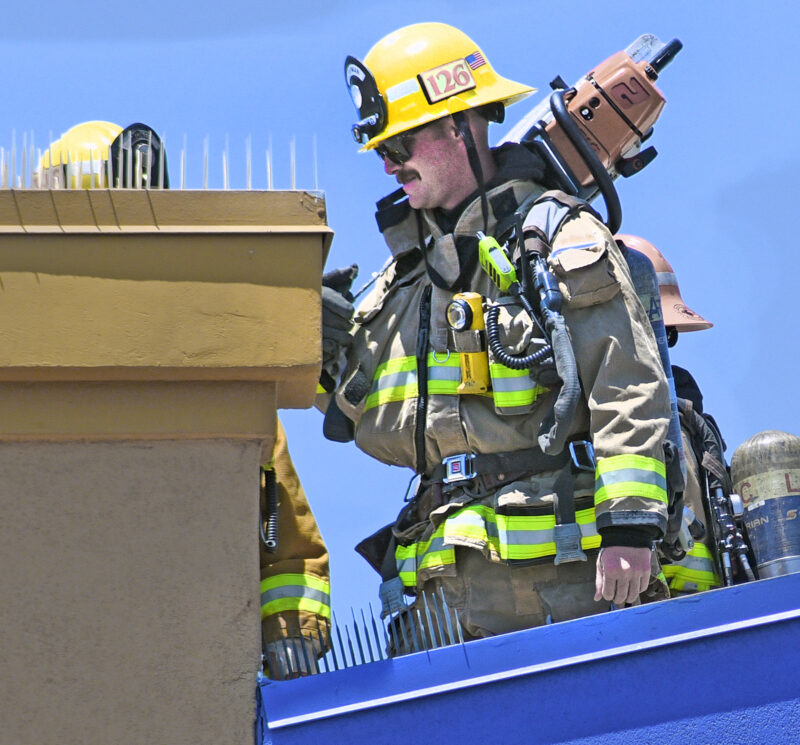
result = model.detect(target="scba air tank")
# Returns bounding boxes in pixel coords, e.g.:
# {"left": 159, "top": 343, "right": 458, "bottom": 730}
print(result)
{"left": 731, "top": 430, "right": 800, "bottom": 578}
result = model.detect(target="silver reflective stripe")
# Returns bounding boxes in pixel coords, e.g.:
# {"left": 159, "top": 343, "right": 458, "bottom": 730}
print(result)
{"left": 261, "top": 584, "right": 331, "bottom": 608}
{"left": 673, "top": 553, "right": 716, "bottom": 574}
{"left": 655, "top": 271, "right": 678, "bottom": 287}
{"left": 428, "top": 365, "right": 461, "bottom": 382}
{"left": 491, "top": 374, "right": 534, "bottom": 393}
{"left": 596, "top": 467, "right": 667, "bottom": 492}
{"left": 396, "top": 534, "right": 452, "bottom": 572}
{"left": 500, "top": 520, "right": 598, "bottom": 546}
{"left": 371, "top": 369, "right": 416, "bottom": 394}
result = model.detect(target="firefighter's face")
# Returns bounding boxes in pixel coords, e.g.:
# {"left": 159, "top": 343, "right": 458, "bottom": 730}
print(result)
{"left": 379, "top": 118, "right": 477, "bottom": 211}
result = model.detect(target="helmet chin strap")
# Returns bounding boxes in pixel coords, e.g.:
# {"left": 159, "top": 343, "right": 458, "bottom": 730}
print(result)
{"left": 453, "top": 110, "right": 489, "bottom": 234}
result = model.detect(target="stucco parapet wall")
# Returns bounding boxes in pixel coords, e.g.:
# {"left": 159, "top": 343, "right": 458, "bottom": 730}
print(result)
{"left": 0, "top": 188, "right": 332, "bottom": 234}
{"left": 0, "top": 189, "right": 331, "bottom": 434}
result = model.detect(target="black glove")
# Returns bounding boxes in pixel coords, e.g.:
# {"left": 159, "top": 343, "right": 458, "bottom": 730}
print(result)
{"left": 321, "top": 264, "right": 358, "bottom": 376}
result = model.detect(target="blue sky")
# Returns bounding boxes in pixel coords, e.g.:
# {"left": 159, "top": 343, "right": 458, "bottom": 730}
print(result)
{"left": 4, "top": 1, "right": 798, "bottom": 620}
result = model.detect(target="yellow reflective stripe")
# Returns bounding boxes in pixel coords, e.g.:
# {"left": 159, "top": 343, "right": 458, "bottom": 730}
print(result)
{"left": 260, "top": 573, "right": 331, "bottom": 620}
{"left": 594, "top": 454, "right": 668, "bottom": 505}
{"left": 365, "top": 384, "right": 416, "bottom": 410}
{"left": 316, "top": 382, "right": 326, "bottom": 394}
{"left": 663, "top": 542, "right": 721, "bottom": 592}
{"left": 396, "top": 525, "right": 455, "bottom": 587}
{"left": 261, "top": 572, "right": 330, "bottom": 594}
{"left": 489, "top": 363, "right": 547, "bottom": 408}
{"left": 261, "top": 597, "right": 332, "bottom": 618}
{"left": 397, "top": 504, "right": 603, "bottom": 587}
{"left": 364, "top": 353, "right": 544, "bottom": 411}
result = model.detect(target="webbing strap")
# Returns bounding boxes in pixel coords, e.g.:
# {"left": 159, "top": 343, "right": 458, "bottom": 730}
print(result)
{"left": 426, "top": 446, "right": 571, "bottom": 484}
{"left": 553, "top": 467, "right": 576, "bottom": 525}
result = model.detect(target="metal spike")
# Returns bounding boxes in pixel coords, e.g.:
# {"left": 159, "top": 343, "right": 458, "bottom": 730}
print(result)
{"left": 89, "top": 146, "right": 97, "bottom": 189}
{"left": 290, "top": 136, "right": 296, "bottom": 190}
{"left": 11, "top": 130, "right": 16, "bottom": 189}
{"left": 125, "top": 132, "right": 133, "bottom": 189}
{"left": 106, "top": 145, "right": 112, "bottom": 189}
{"left": 266, "top": 135, "right": 273, "bottom": 190}
{"left": 135, "top": 146, "right": 143, "bottom": 190}
{"left": 313, "top": 133, "right": 319, "bottom": 191}
{"left": 1, "top": 147, "right": 6, "bottom": 188}
{"left": 360, "top": 607, "right": 376, "bottom": 663}
{"left": 325, "top": 616, "right": 341, "bottom": 671}
{"left": 223, "top": 134, "right": 229, "bottom": 190}
{"left": 294, "top": 620, "right": 315, "bottom": 676}
{"left": 421, "top": 592, "right": 437, "bottom": 649}
{"left": 203, "top": 135, "right": 209, "bottom": 190}
{"left": 386, "top": 613, "right": 400, "bottom": 658}
{"left": 313, "top": 617, "right": 331, "bottom": 673}
{"left": 21, "top": 132, "right": 27, "bottom": 188}
{"left": 116, "top": 131, "right": 123, "bottom": 188}
{"left": 332, "top": 612, "right": 349, "bottom": 668}
{"left": 345, "top": 624, "right": 357, "bottom": 667}
{"left": 181, "top": 134, "right": 187, "bottom": 190}
{"left": 429, "top": 590, "right": 447, "bottom": 647}
{"left": 146, "top": 129, "right": 153, "bottom": 189}
{"left": 158, "top": 133, "right": 165, "bottom": 189}
{"left": 395, "top": 608, "right": 411, "bottom": 655}
{"left": 29, "top": 132, "right": 35, "bottom": 188}
{"left": 454, "top": 607, "right": 466, "bottom": 646}
{"left": 47, "top": 130, "right": 55, "bottom": 188}
{"left": 416, "top": 607, "right": 432, "bottom": 651}
{"left": 367, "top": 603, "right": 386, "bottom": 661}
{"left": 245, "top": 135, "right": 252, "bottom": 190}
{"left": 278, "top": 635, "right": 293, "bottom": 679}
{"left": 350, "top": 608, "right": 367, "bottom": 665}
{"left": 438, "top": 586, "right": 457, "bottom": 646}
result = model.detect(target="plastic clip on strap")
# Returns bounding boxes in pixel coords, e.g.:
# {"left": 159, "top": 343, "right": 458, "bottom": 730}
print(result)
{"left": 552, "top": 440, "right": 595, "bottom": 564}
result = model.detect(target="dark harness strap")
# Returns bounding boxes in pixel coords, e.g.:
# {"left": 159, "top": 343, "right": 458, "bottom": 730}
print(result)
{"left": 426, "top": 446, "right": 571, "bottom": 484}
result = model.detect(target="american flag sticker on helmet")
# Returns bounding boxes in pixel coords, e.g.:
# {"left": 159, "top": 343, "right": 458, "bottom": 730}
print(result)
{"left": 465, "top": 52, "right": 486, "bottom": 70}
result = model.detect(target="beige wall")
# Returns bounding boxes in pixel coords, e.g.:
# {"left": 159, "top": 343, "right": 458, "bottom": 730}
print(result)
{"left": 0, "top": 189, "right": 329, "bottom": 744}
{"left": 0, "top": 440, "right": 263, "bottom": 745}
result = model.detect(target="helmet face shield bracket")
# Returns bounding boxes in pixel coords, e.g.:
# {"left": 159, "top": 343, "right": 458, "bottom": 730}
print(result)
{"left": 345, "top": 56, "right": 387, "bottom": 145}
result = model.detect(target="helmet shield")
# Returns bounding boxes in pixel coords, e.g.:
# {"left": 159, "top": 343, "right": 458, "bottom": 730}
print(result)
{"left": 345, "top": 55, "right": 388, "bottom": 145}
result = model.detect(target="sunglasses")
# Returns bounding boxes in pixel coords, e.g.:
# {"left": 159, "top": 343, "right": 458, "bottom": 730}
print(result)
{"left": 375, "top": 132, "right": 416, "bottom": 165}
{"left": 374, "top": 120, "right": 438, "bottom": 165}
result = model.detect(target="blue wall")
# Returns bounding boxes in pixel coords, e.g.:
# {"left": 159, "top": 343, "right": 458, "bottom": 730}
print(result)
{"left": 259, "top": 573, "right": 800, "bottom": 745}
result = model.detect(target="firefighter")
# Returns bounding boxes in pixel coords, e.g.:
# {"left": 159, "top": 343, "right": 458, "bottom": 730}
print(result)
{"left": 321, "top": 23, "right": 672, "bottom": 649}
{"left": 260, "top": 418, "right": 331, "bottom": 679}
{"left": 618, "top": 235, "right": 721, "bottom": 594}
{"left": 37, "top": 119, "right": 168, "bottom": 189}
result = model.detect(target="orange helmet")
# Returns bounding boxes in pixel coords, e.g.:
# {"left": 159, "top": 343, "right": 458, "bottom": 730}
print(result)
{"left": 617, "top": 234, "right": 712, "bottom": 331}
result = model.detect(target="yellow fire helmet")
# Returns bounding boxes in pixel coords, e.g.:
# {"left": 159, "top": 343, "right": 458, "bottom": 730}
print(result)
{"left": 345, "top": 22, "right": 536, "bottom": 150}
{"left": 617, "top": 234, "right": 713, "bottom": 332}
{"left": 38, "top": 121, "right": 123, "bottom": 188}
{"left": 37, "top": 120, "right": 169, "bottom": 189}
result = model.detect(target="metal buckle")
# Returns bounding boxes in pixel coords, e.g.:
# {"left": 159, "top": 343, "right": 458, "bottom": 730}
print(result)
{"left": 569, "top": 440, "right": 595, "bottom": 472}
{"left": 442, "top": 453, "right": 476, "bottom": 485}
{"left": 553, "top": 522, "right": 588, "bottom": 564}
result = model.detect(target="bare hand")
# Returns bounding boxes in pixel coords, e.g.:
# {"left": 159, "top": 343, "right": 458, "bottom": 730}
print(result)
{"left": 594, "top": 546, "right": 652, "bottom": 605}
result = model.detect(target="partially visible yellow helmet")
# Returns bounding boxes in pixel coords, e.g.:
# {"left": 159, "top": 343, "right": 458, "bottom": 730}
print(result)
{"left": 37, "top": 120, "right": 169, "bottom": 189}
{"left": 345, "top": 22, "right": 535, "bottom": 150}
{"left": 38, "top": 121, "right": 122, "bottom": 188}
